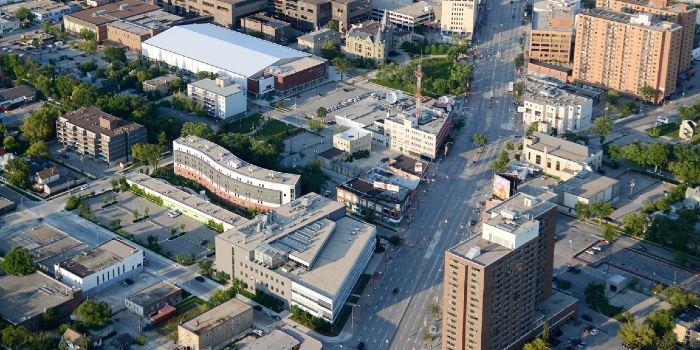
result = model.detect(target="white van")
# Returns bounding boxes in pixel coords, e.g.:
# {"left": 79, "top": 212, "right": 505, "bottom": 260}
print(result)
{"left": 657, "top": 116, "right": 669, "bottom": 125}
{"left": 168, "top": 210, "right": 181, "bottom": 218}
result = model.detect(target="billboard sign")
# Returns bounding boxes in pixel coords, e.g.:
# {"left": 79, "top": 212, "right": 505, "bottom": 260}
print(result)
{"left": 493, "top": 173, "right": 512, "bottom": 200}
{"left": 415, "top": 162, "right": 423, "bottom": 173}
{"left": 373, "top": 181, "right": 386, "bottom": 190}
{"left": 386, "top": 184, "right": 400, "bottom": 193}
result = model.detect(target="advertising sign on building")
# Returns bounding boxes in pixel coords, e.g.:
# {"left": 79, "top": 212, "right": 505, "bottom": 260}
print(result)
{"left": 493, "top": 174, "right": 512, "bottom": 200}
{"left": 415, "top": 162, "right": 423, "bottom": 173}
{"left": 386, "top": 184, "right": 400, "bottom": 193}
{"left": 373, "top": 181, "right": 386, "bottom": 190}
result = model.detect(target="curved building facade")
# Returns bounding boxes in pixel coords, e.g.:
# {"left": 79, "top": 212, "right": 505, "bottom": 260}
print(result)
{"left": 173, "top": 136, "right": 300, "bottom": 211}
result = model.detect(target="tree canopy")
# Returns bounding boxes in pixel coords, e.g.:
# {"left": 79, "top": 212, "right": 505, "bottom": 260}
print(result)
{"left": 74, "top": 299, "right": 112, "bottom": 329}
{"left": 589, "top": 117, "right": 614, "bottom": 144}
{"left": 20, "top": 105, "right": 61, "bottom": 142}
{"left": 102, "top": 46, "right": 127, "bottom": 64}
{"left": 25, "top": 140, "right": 50, "bottom": 159}
{"left": 131, "top": 143, "right": 163, "bottom": 170}
{"left": 1, "top": 246, "right": 35, "bottom": 276}
{"left": 490, "top": 149, "right": 510, "bottom": 173}
{"left": 181, "top": 122, "right": 215, "bottom": 140}
{"left": 4, "top": 157, "right": 31, "bottom": 189}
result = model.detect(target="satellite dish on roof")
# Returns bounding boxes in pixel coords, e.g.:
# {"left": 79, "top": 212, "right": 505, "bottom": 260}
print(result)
{"left": 386, "top": 91, "right": 397, "bottom": 104}
{"left": 395, "top": 90, "right": 403, "bottom": 100}
{"left": 440, "top": 96, "right": 449, "bottom": 104}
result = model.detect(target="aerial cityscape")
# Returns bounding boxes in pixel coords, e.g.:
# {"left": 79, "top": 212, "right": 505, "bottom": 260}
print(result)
{"left": 0, "top": 0, "right": 700, "bottom": 348}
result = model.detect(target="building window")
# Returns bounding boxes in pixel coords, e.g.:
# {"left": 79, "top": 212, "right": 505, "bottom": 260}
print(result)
{"left": 556, "top": 161, "right": 560, "bottom": 171}
{"left": 535, "top": 155, "right": 541, "bottom": 165}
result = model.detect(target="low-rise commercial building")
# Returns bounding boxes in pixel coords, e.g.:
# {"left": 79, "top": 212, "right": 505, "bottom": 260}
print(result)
{"left": 125, "top": 172, "right": 248, "bottom": 230}
{"left": 56, "top": 106, "right": 147, "bottom": 164}
{"left": 240, "top": 13, "right": 291, "bottom": 44}
{"left": 215, "top": 193, "right": 376, "bottom": 323}
{"left": 6, "top": 0, "right": 81, "bottom": 25}
{"left": 187, "top": 77, "right": 246, "bottom": 119}
{"left": 0, "top": 85, "right": 36, "bottom": 111}
{"left": 0, "top": 195, "right": 16, "bottom": 214}
{"left": 674, "top": 308, "right": 700, "bottom": 348}
{"left": 384, "top": 102, "right": 453, "bottom": 161}
{"left": 336, "top": 177, "right": 410, "bottom": 225}
{"left": 553, "top": 171, "right": 619, "bottom": 214}
{"left": 174, "top": 136, "right": 300, "bottom": 211}
{"left": 142, "top": 74, "right": 180, "bottom": 94}
{"left": 333, "top": 127, "right": 371, "bottom": 154}
{"left": 522, "top": 132, "right": 602, "bottom": 180}
{"left": 371, "top": 0, "right": 434, "bottom": 30}
{"left": 246, "top": 330, "right": 300, "bottom": 350}
{"left": 0, "top": 17, "right": 20, "bottom": 35}
{"left": 55, "top": 238, "right": 144, "bottom": 294}
{"left": 178, "top": 298, "right": 253, "bottom": 350}
{"left": 342, "top": 15, "right": 392, "bottom": 64}
{"left": 297, "top": 28, "right": 341, "bottom": 55}
{"left": 0, "top": 271, "right": 82, "bottom": 332}
{"left": 387, "top": 154, "right": 428, "bottom": 180}
{"left": 522, "top": 82, "right": 593, "bottom": 132}
{"left": 125, "top": 281, "right": 182, "bottom": 317}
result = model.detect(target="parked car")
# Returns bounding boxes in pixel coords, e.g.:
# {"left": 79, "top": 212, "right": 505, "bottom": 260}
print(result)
{"left": 553, "top": 329, "right": 563, "bottom": 338}
{"left": 141, "top": 323, "right": 153, "bottom": 332}
{"left": 199, "top": 239, "right": 208, "bottom": 246}
{"left": 253, "top": 305, "right": 262, "bottom": 311}
{"left": 584, "top": 326, "right": 593, "bottom": 333}
{"left": 637, "top": 245, "right": 647, "bottom": 252}
{"left": 194, "top": 276, "right": 205, "bottom": 282}
{"left": 392, "top": 288, "right": 399, "bottom": 295}
{"left": 589, "top": 329, "right": 599, "bottom": 335}
{"left": 357, "top": 342, "right": 365, "bottom": 350}
{"left": 581, "top": 314, "right": 593, "bottom": 322}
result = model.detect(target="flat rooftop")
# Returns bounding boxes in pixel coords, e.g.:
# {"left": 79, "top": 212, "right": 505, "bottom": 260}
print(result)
{"left": 526, "top": 132, "right": 600, "bottom": 162}
{"left": 0, "top": 196, "right": 14, "bottom": 210}
{"left": 180, "top": 298, "right": 251, "bottom": 335}
{"left": 485, "top": 214, "right": 539, "bottom": 237}
{"left": 388, "top": 154, "right": 428, "bottom": 178}
{"left": 174, "top": 136, "right": 300, "bottom": 186}
{"left": 188, "top": 78, "right": 243, "bottom": 96}
{"left": 244, "top": 13, "right": 290, "bottom": 28}
{"left": 268, "top": 56, "right": 326, "bottom": 78}
{"left": 448, "top": 235, "right": 513, "bottom": 266}
{"left": 126, "top": 281, "right": 181, "bottom": 307}
{"left": 65, "top": 0, "right": 161, "bottom": 26}
{"left": 532, "top": 9, "right": 574, "bottom": 31}
{"left": 486, "top": 191, "right": 558, "bottom": 220}
{"left": 107, "top": 10, "right": 182, "bottom": 34}
{"left": 59, "top": 106, "right": 144, "bottom": 137}
{"left": 389, "top": 104, "right": 450, "bottom": 134}
{"left": 583, "top": 8, "right": 679, "bottom": 31}
{"left": 556, "top": 172, "right": 619, "bottom": 199}
{"left": 334, "top": 127, "right": 371, "bottom": 141}
{"left": 125, "top": 172, "right": 247, "bottom": 230}
{"left": 0, "top": 272, "right": 79, "bottom": 326}
{"left": 143, "top": 73, "right": 179, "bottom": 86}
{"left": 0, "top": 223, "right": 66, "bottom": 255}
{"left": 372, "top": 0, "right": 433, "bottom": 17}
{"left": 366, "top": 166, "right": 420, "bottom": 191}
{"left": 524, "top": 83, "right": 592, "bottom": 105}
{"left": 298, "top": 28, "right": 339, "bottom": 41}
{"left": 339, "top": 177, "right": 410, "bottom": 204}
{"left": 245, "top": 330, "right": 299, "bottom": 350}
{"left": 57, "top": 239, "right": 139, "bottom": 278}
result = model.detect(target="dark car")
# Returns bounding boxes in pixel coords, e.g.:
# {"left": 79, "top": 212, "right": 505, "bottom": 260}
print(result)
{"left": 597, "top": 169, "right": 606, "bottom": 175}
{"left": 141, "top": 324, "right": 153, "bottom": 332}
{"left": 357, "top": 342, "right": 365, "bottom": 350}
{"left": 637, "top": 245, "right": 648, "bottom": 252}
{"left": 195, "top": 276, "right": 205, "bottom": 282}
{"left": 571, "top": 339, "right": 580, "bottom": 346}
{"left": 553, "top": 329, "right": 563, "bottom": 338}
{"left": 581, "top": 314, "right": 593, "bottom": 322}
{"left": 584, "top": 325, "right": 593, "bottom": 333}
{"left": 381, "top": 157, "right": 390, "bottom": 163}
{"left": 253, "top": 305, "right": 262, "bottom": 311}
{"left": 512, "top": 14, "right": 515, "bottom": 18}
{"left": 392, "top": 288, "right": 399, "bottom": 295}
{"left": 199, "top": 239, "right": 208, "bottom": 246}
{"left": 273, "top": 315, "right": 281, "bottom": 321}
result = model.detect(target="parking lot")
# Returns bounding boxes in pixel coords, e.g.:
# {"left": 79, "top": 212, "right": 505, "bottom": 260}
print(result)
{"left": 85, "top": 191, "right": 218, "bottom": 260}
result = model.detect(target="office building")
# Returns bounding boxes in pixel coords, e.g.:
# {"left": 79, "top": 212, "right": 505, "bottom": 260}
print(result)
{"left": 0, "top": 272, "right": 82, "bottom": 332}
{"left": 440, "top": 0, "right": 477, "bottom": 40}
{"left": 215, "top": 193, "right": 376, "bottom": 323}
{"left": 553, "top": 171, "right": 620, "bottom": 214}
{"left": 173, "top": 136, "right": 300, "bottom": 211}
{"left": 240, "top": 13, "right": 291, "bottom": 44}
{"left": 522, "top": 82, "right": 593, "bottom": 131}
{"left": 187, "top": 77, "right": 246, "bottom": 119}
{"left": 572, "top": 9, "right": 683, "bottom": 102}
{"left": 297, "top": 28, "right": 342, "bottom": 55}
{"left": 142, "top": 24, "right": 328, "bottom": 98}
{"left": 333, "top": 127, "right": 372, "bottom": 153}
{"left": 272, "top": 0, "right": 370, "bottom": 31}
{"left": 163, "top": 0, "right": 267, "bottom": 29}
{"left": 178, "top": 298, "right": 253, "bottom": 350}
{"left": 336, "top": 177, "right": 410, "bottom": 225}
{"left": 371, "top": 0, "right": 435, "bottom": 30}
{"left": 442, "top": 190, "right": 578, "bottom": 350}
{"left": 56, "top": 106, "right": 147, "bottom": 164}
{"left": 384, "top": 102, "right": 453, "bottom": 161}
{"left": 597, "top": 0, "right": 696, "bottom": 74}
{"left": 529, "top": 0, "right": 576, "bottom": 64}
{"left": 342, "top": 14, "right": 393, "bottom": 64}
{"left": 55, "top": 238, "right": 144, "bottom": 294}
{"left": 522, "top": 132, "right": 603, "bottom": 180}
{"left": 125, "top": 281, "right": 182, "bottom": 317}
{"left": 332, "top": 0, "right": 372, "bottom": 32}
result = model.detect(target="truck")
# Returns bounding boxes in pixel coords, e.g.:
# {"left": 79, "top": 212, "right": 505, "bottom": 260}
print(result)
{"left": 150, "top": 305, "right": 176, "bottom": 325}
{"left": 507, "top": 82, "right": 515, "bottom": 92}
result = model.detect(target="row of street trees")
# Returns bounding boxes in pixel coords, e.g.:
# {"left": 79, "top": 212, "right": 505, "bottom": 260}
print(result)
{"left": 608, "top": 142, "right": 700, "bottom": 184}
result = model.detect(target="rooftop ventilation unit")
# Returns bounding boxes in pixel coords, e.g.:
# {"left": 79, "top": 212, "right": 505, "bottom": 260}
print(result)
{"left": 501, "top": 209, "right": 518, "bottom": 219}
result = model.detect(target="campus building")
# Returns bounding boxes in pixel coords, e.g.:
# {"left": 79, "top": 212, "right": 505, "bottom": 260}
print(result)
{"left": 342, "top": 13, "right": 393, "bottom": 64}
{"left": 215, "top": 193, "right": 376, "bottom": 324}
{"left": 572, "top": 9, "right": 683, "bottom": 102}
{"left": 332, "top": 127, "right": 372, "bottom": 153}
{"left": 142, "top": 73, "right": 180, "bottom": 95}
{"left": 173, "top": 136, "right": 300, "bottom": 211}
{"left": 384, "top": 103, "right": 453, "bottom": 161}
{"left": 240, "top": 13, "right": 291, "bottom": 44}
{"left": 522, "top": 132, "right": 603, "bottom": 180}
{"left": 297, "top": 28, "right": 342, "bottom": 55}
{"left": 371, "top": 0, "right": 435, "bottom": 30}
{"left": 553, "top": 171, "right": 620, "bottom": 214}
{"left": 522, "top": 82, "right": 593, "bottom": 131}
{"left": 54, "top": 238, "right": 144, "bottom": 294}
{"left": 163, "top": 0, "right": 267, "bottom": 29}
{"left": 187, "top": 77, "right": 246, "bottom": 119}
{"left": 178, "top": 298, "right": 253, "bottom": 350}
{"left": 440, "top": 0, "right": 478, "bottom": 40}
{"left": 56, "top": 106, "right": 147, "bottom": 164}
{"left": 442, "top": 190, "right": 578, "bottom": 350}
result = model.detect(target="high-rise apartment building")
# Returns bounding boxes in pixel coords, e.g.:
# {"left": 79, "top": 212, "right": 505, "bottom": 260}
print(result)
{"left": 597, "top": 0, "right": 696, "bottom": 74}
{"left": 440, "top": 0, "right": 477, "bottom": 40}
{"left": 442, "top": 188, "right": 578, "bottom": 350}
{"left": 572, "top": 9, "right": 682, "bottom": 102}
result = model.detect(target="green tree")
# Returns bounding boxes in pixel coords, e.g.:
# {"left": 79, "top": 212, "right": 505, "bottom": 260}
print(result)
{"left": 1, "top": 246, "right": 35, "bottom": 275}
{"left": 319, "top": 41, "right": 340, "bottom": 60}
{"left": 74, "top": 299, "right": 112, "bottom": 329}
{"left": 602, "top": 224, "right": 617, "bottom": 241}
{"left": 428, "top": 304, "right": 441, "bottom": 319}
{"left": 523, "top": 338, "right": 551, "bottom": 350}
{"left": 589, "top": 117, "right": 614, "bottom": 144}
{"left": 618, "top": 319, "right": 657, "bottom": 349}
{"left": 199, "top": 259, "right": 214, "bottom": 276}
{"left": 514, "top": 53, "right": 525, "bottom": 70}
{"left": 181, "top": 122, "right": 215, "bottom": 140}
{"left": 20, "top": 106, "right": 61, "bottom": 142}
{"left": 645, "top": 309, "right": 675, "bottom": 337}
{"left": 472, "top": 133, "right": 488, "bottom": 148}
{"left": 639, "top": 85, "right": 658, "bottom": 103}
{"left": 102, "top": 46, "right": 127, "bottom": 64}
{"left": 25, "top": 140, "right": 50, "bottom": 159}
{"left": 388, "top": 235, "right": 401, "bottom": 246}
{"left": 656, "top": 331, "right": 677, "bottom": 350}
{"left": 1, "top": 325, "right": 32, "bottom": 348}
{"left": 506, "top": 142, "right": 515, "bottom": 150}
{"left": 316, "top": 107, "right": 327, "bottom": 119}
{"left": 526, "top": 122, "right": 539, "bottom": 137}
{"left": 646, "top": 142, "right": 669, "bottom": 173}
{"left": 331, "top": 57, "right": 353, "bottom": 80}
{"left": 325, "top": 19, "right": 339, "bottom": 31}
{"left": 78, "top": 39, "right": 97, "bottom": 54}
{"left": 607, "top": 144, "right": 624, "bottom": 162}
{"left": 605, "top": 90, "right": 620, "bottom": 105}
{"left": 422, "top": 329, "right": 432, "bottom": 343}
{"left": 4, "top": 158, "right": 31, "bottom": 189}
{"left": 307, "top": 119, "right": 325, "bottom": 132}
{"left": 2, "top": 135, "right": 19, "bottom": 152}
{"left": 79, "top": 28, "right": 96, "bottom": 41}
{"left": 490, "top": 149, "right": 510, "bottom": 173}
{"left": 555, "top": 279, "right": 572, "bottom": 290}
{"left": 575, "top": 201, "right": 592, "bottom": 220}
{"left": 130, "top": 143, "right": 163, "bottom": 171}
{"left": 65, "top": 195, "right": 81, "bottom": 210}
{"left": 453, "top": 118, "right": 465, "bottom": 131}
{"left": 40, "top": 307, "right": 58, "bottom": 330}
{"left": 584, "top": 282, "right": 606, "bottom": 307}
{"left": 14, "top": 7, "right": 33, "bottom": 26}
{"left": 622, "top": 212, "right": 647, "bottom": 237}
{"left": 209, "top": 288, "right": 235, "bottom": 307}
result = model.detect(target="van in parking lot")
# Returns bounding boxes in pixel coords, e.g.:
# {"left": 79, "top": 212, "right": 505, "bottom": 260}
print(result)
{"left": 168, "top": 210, "right": 181, "bottom": 218}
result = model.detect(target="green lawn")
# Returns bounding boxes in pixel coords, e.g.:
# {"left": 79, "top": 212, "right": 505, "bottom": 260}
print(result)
{"left": 174, "top": 296, "right": 206, "bottom": 314}
{"left": 222, "top": 114, "right": 263, "bottom": 134}
{"left": 646, "top": 123, "right": 678, "bottom": 138}
{"left": 590, "top": 299, "right": 626, "bottom": 322}
{"left": 423, "top": 58, "right": 452, "bottom": 78}
{"left": 256, "top": 119, "right": 298, "bottom": 139}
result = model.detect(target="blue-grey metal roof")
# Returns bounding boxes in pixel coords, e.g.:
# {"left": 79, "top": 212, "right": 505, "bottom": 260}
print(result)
{"left": 143, "top": 23, "right": 309, "bottom": 77}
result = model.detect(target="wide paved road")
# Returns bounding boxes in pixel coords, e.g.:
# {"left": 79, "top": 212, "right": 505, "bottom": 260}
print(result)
{"left": 347, "top": 0, "right": 528, "bottom": 349}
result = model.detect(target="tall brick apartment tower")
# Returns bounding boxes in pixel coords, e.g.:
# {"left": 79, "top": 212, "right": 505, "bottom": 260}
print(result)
{"left": 442, "top": 187, "right": 578, "bottom": 350}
